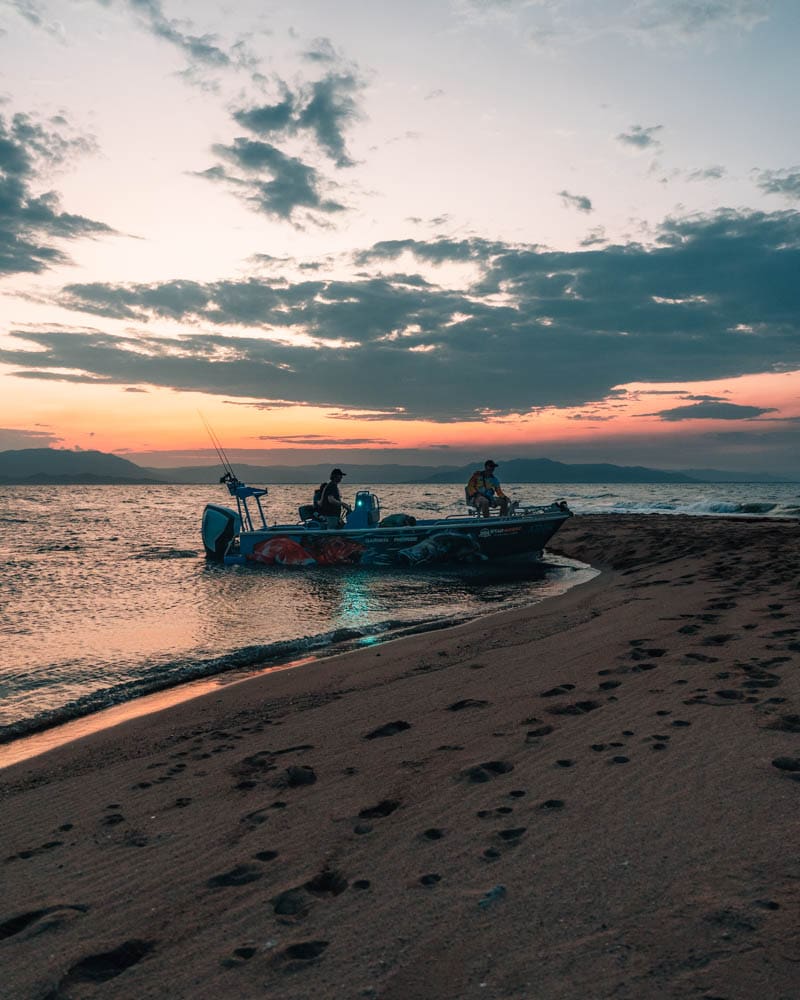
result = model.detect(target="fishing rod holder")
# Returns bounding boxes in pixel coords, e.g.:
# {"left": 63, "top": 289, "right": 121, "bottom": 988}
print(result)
{"left": 221, "top": 473, "right": 268, "bottom": 531}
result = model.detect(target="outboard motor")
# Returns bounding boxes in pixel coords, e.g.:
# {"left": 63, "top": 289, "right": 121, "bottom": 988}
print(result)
{"left": 202, "top": 504, "right": 240, "bottom": 560}
{"left": 346, "top": 491, "right": 381, "bottom": 529}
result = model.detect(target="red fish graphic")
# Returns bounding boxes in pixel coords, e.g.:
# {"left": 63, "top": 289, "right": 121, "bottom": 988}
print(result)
{"left": 312, "top": 536, "right": 365, "bottom": 566}
{"left": 251, "top": 537, "right": 316, "bottom": 566}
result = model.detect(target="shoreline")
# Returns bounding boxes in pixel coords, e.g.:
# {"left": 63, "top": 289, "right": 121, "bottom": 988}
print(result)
{"left": 0, "top": 555, "right": 596, "bottom": 766}
{"left": 2, "top": 513, "right": 799, "bottom": 1000}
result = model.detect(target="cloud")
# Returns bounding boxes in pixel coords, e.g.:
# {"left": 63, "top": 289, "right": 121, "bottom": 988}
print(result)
{"left": 0, "top": 425, "right": 62, "bottom": 448}
{"left": 686, "top": 165, "right": 726, "bottom": 181}
{"left": 755, "top": 167, "right": 800, "bottom": 201}
{"left": 559, "top": 189, "right": 593, "bottom": 213}
{"left": 255, "top": 435, "right": 395, "bottom": 445}
{"left": 0, "top": 110, "right": 114, "bottom": 276}
{"left": 198, "top": 140, "right": 346, "bottom": 222}
{"left": 645, "top": 402, "right": 778, "bottom": 421}
{"left": 6, "top": 0, "right": 65, "bottom": 37}
{"left": 6, "top": 208, "right": 799, "bottom": 422}
{"left": 202, "top": 55, "right": 365, "bottom": 222}
{"left": 629, "top": 0, "right": 771, "bottom": 42}
{"left": 616, "top": 124, "right": 663, "bottom": 150}
{"left": 580, "top": 226, "right": 607, "bottom": 246}
{"left": 232, "top": 65, "right": 364, "bottom": 168}
{"left": 504, "top": 0, "right": 773, "bottom": 51}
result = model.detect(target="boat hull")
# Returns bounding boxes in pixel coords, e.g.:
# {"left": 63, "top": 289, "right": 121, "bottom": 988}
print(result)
{"left": 217, "top": 509, "right": 571, "bottom": 568}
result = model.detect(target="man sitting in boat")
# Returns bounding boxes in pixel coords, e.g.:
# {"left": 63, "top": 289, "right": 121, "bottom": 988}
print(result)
{"left": 316, "top": 468, "right": 352, "bottom": 527}
{"left": 466, "top": 460, "right": 509, "bottom": 517}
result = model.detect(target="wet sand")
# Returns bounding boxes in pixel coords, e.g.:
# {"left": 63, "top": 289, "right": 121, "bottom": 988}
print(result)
{"left": 1, "top": 514, "right": 799, "bottom": 1000}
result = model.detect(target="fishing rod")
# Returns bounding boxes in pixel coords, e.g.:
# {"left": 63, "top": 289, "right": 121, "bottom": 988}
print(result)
{"left": 198, "top": 411, "right": 237, "bottom": 483}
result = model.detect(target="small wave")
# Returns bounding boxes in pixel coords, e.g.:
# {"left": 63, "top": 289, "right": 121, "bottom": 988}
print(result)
{"left": 0, "top": 617, "right": 439, "bottom": 745}
{"left": 132, "top": 547, "right": 200, "bottom": 560}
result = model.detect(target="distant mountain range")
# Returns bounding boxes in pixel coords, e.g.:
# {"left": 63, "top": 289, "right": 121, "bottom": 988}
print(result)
{"left": 0, "top": 448, "right": 795, "bottom": 485}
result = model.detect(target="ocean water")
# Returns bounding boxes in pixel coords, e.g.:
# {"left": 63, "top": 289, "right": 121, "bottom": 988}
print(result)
{"left": 1, "top": 480, "right": 797, "bottom": 747}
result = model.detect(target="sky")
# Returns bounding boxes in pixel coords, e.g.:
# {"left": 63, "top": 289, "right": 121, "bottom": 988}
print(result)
{"left": 1, "top": 0, "right": 799, "bottom": 475}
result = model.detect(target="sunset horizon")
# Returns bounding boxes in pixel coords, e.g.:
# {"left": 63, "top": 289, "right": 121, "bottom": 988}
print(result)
{"left": 2, "top": 1, "right": 798, "bottom": 477}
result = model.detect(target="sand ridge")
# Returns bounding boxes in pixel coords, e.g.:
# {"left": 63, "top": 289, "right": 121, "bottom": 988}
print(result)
{"left": 1, "top": 514, "right": 799, "bottom": 999}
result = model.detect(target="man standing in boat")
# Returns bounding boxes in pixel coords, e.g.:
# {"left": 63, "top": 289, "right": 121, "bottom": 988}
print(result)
{"left": 317, "top": 468, "right": 352, "bottom": 527}
{"left": 466, "top": 460, "right": 510, "bottom": 517}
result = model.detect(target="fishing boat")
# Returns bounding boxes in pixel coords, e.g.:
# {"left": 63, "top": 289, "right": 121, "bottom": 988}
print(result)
{"left": 202, "top": 473, "right": 572, "bottom": 569}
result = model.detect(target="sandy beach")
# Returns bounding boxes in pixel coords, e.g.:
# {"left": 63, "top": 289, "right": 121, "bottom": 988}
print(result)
{"left": 2, "top": 513, "right": 799, "bottom": 1000}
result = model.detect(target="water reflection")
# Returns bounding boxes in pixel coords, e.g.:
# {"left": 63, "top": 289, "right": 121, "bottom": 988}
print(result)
{"left": 1, "top": 484, "right": 591, "bottom": 733}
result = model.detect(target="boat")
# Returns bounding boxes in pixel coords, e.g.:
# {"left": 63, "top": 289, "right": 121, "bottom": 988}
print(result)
{"left": 202, "top": 473, "right": 572, "bottom": 568}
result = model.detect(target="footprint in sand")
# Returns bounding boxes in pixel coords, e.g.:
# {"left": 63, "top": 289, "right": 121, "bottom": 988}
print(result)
{"left": 305, "top": 869, "right": 348, "bottom": 897}
{"left": 539, "top": 684, "right": 575, "bottom": 698}
{"left": 525, "top": 724, "right": 554, "bottom": 744}
{"left": 629, "top": 648, "right": 667, "bottom": 661}
{"left": 547, "top": 700, "right": 601, "bottom": 716}
{"left": 277, "top": 940, "right": 329, "bottom": 967}
{"left": 771, "top": 757, "right": 800, "bottom": 775}
{"left": 0, "top": 905, "right": 88, "bottom": 941}
{"left": 272, "top": 888, "right": 310, "bottom": 918}
{"left": 51, "top": 940, "right": 155, "bottom": 993}
{"left": 701, "top": 634, "right": 736, "bottom": 646}
{"left": 358, "top": 799, "right": 401, "bottom": 819}
{"left": 240, "top": 804, "right": 285, "bottom": 829}
{"left": 221, "top": 945, "right": 257, "bottom": 968}
{"left": 461, "top": 761, "right": 514, "bottom": 783}
{"left": 496, "top": 827, "right": 526, "bottom": 843}
{"left": 207, "top": 864, "right": 264, "bottom": 888}
{"left": 5, "top": 840, "right": 64, "bottom": 862}
{"left": 364, "top": 721, "right": 412, "bottom": 739}
{"left": 447, "top": 699, "right": 490, "bottom": 711}
{"left": 100, "top": 813, "right": 125, "bottom": 827}
{"left": 766, "top": 714, "right": 800, "bottom": 733}
{"left": 275, "top": 765, "right": 317, "bottom": 789}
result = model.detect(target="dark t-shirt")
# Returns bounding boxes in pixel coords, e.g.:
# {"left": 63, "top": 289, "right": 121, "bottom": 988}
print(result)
{"left": 318, "top": 481, "right": 341, "bottom": 516}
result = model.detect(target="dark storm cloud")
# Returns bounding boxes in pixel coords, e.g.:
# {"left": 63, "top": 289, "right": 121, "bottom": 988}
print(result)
{"left": 7, "top": 208, "right": 800, "bottom": 422}
{"left": 0, "top": 111, "right": 114, "bottom": 276}
{"left": 645, "top": 402, "right": 778, "bottom": 421}
{"left": 756, "top": 168, "right": 800, "bottom": 200}
{"left": 616, "top": 124, "right": 663, "bottom": 149}
{"left": 559, "top": 190, "right": 593, "bottom": 213}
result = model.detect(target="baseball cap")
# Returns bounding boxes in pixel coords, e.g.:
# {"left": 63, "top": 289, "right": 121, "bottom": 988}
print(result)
{"left": 331, "top": 468, "right": 346, "bottom": 477}
{"left": 485, "top": 460, "right": 498, "bottom": 468}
